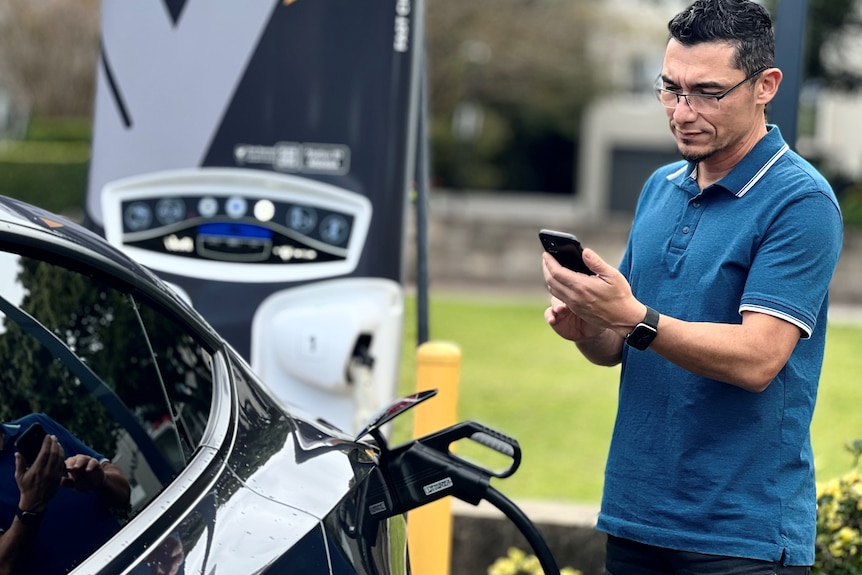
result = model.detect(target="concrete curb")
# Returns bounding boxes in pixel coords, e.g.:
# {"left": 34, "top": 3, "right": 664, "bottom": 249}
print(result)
{"left": 451, "top": 499, "right": 604, "bottom": 575}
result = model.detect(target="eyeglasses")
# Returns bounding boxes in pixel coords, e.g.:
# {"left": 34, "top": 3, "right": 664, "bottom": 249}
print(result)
{"left": 654, "top": 67, "right": 768, "bottom": 113}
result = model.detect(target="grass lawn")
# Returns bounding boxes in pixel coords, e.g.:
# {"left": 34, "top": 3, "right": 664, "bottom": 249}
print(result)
{"left": 392, "top": 290, "right": 862, "bottom": 505}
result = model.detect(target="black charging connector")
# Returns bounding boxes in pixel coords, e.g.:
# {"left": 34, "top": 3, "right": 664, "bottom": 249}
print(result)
{"left": 350, "top": 391, "right": 561, "bottom": 574}
{"left": 381, "top": 421, "right": 519, "bottom": 511}
{"left": 363, "top": 418, "right": 560, "bottom": 575}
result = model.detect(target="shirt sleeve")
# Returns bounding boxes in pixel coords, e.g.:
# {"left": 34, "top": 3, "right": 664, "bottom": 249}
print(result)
{"left": 739, "top": 191, "right": 843, "bottom": 338}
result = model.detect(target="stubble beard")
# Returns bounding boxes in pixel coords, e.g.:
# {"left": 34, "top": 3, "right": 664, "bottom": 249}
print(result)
{"left": 678, "top": 139, "right": 718, "bottom": 163}
{"left": 681, "top": 149, "right": 716, "bottom": 163}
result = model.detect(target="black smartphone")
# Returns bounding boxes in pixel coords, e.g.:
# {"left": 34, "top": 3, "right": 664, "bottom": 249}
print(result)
{"left": 539, "top": 229, "right": 595, "bottom": 275}
{"left": 15, "top": 422, "right": 47, "bottom": 466}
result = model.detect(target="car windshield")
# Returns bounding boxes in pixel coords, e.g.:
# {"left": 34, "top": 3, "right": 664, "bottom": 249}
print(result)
{"left": 0, "top": 249, "right": 215, "bottom": 516}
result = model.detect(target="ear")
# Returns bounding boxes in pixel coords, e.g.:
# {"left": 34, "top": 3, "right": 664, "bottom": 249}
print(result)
{"left": 756, "top": 68, "right": 783, "bottom": 105}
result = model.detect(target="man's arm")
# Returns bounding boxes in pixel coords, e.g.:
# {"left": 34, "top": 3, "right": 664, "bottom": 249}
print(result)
{"left": 646, "top": 310, "right": 800, "bottom": 392}
{"left": 543, "top": 250, "right": 801, "bottom": 392}
{"left": 0, "top": 437, "right": 66, "bottom": 575}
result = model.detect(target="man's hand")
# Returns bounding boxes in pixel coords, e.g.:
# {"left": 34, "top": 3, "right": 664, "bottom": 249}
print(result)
{"left": 15, "top": 434, "right": 65, "bottom": 512}
{"left": 63, "top": 456, "right": 131, "bottom": 509}
{"left": 543, "top": 249, "right": 645, "bottom": 337}
{"left": 544, "top": 296, "right": 606, "bottom": 342}
{"left": 62, "top": 455, "right": 105, "bottom": 493}
{"left": 542, "top": 249, "right": 645, "bottom": 366}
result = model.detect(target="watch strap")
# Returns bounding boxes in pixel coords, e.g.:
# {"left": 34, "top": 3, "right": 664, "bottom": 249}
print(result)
{"left": 16, "top": 506, "right": 44, "bottom": 526}
{"left": 641, "top": 306, "right": 659, "bottom": 330}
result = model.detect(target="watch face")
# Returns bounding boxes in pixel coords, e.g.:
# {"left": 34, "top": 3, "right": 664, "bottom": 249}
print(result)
{"left": 626, "top": 324, "right": 657, "bottom": 351}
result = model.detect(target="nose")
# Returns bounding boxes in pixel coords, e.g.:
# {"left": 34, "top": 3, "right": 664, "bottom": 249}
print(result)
{"left": 671, "top": 95, "right": 698, "bottom": 121}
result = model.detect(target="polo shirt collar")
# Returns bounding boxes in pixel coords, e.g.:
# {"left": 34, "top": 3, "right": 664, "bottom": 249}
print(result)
{"left": 669, "top": 124, "right": 790, "bottom": 198}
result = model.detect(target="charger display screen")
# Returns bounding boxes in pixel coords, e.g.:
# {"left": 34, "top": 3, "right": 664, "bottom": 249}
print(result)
{"left": 120, "top": 194, "right": 353, "bottom": 264}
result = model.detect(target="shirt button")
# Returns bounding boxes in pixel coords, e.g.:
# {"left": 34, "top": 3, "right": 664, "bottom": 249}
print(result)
{"left": 692, "top": 201, "right": 701, "bottom": 208}
{"left": 682, "top": 226, "right": 691, "bottom": 234}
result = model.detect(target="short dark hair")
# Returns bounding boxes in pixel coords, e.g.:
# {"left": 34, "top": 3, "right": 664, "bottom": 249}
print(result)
{"left": 668, "top": 0, "right": 775, "bottom": 75}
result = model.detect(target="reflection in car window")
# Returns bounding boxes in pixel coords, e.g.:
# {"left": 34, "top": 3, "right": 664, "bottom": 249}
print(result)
{"left": 0, "top": 251, "right": 215, "bottom": 515}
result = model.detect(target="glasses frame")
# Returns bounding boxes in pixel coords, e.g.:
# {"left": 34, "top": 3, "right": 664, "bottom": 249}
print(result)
{"left": 655, "top": 67, "right": 769, "bottom": 113}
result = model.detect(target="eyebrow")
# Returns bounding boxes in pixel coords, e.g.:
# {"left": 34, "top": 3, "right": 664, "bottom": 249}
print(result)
{"left": 660, "top": 74, "right": 726, "bottom": 90}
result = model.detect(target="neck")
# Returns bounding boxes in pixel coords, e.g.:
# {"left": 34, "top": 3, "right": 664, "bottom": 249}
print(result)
{"left": 696, "top": 123, "right": 769, "bottom": 189}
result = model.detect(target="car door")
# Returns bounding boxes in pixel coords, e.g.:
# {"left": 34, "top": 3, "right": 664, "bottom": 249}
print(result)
{"left": 0, "top": 247, "right": 232, "bottom": 574}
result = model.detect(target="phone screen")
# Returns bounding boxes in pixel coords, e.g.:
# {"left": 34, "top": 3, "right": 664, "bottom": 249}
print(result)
{"left": 539, "top": 229, "right": 595, "bottom": 275}
{"left": 15, "top": 422, "right": 47, "bottom": 466}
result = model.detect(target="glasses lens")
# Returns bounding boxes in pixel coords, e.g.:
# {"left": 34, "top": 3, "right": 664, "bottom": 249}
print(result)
{"left": 687, "top": 94, "right": 720, "bottom": 113}
{"left": 655, "top": 89, "right": 720, "bottom": 113}
{"left": 655, "top": 88, "right": 676, "bottom": 108}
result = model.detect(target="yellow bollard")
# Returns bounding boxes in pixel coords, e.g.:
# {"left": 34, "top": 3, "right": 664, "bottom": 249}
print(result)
{"left": 408, "top": 341, "right": 462, "bottom": 575}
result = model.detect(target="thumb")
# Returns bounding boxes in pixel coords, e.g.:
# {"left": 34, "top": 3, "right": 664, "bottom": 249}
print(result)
{"left": 581, "top": 248, "right": 608, "bottom": 274}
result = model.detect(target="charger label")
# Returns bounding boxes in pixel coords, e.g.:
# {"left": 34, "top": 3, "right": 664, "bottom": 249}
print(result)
{"left": 369, "top": 502, "right": 388, "bottom": 516}
{"left": 423, "top": 477, "right": 453, "bottom": 496}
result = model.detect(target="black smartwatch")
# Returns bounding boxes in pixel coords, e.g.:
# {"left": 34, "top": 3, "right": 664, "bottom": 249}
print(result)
{"left": 625, "top": 306, "right": 659, "bottom": 351}
{"left": 16, "top": 507, "right": 44, "bottom": 527}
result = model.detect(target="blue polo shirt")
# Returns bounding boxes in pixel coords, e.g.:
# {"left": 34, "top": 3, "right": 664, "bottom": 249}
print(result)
{"left": 0, "top": 413, "right": 121, "bottom": 574}
{"left": 596, "top": 126, "right": 843, "bottom": 565}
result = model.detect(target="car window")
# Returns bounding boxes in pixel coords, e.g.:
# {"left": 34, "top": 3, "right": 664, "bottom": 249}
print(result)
{"left": 0, "top": 250, "right": 215, "bottom": 516}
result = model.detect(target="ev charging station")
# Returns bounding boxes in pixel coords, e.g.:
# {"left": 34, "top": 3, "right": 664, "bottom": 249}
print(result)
{"left": 85, "top": 0, "right": 423, "bottom": 435}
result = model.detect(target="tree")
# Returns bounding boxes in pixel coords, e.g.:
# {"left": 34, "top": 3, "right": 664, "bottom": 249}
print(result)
{"left": 763, "top": 0, "right": 862, "bottom": 90}
{"left": 425, "top": 0, "right": 606, "bottom": 192}
{"left": 0, "top": 0, "right": 100, "bottom": 117}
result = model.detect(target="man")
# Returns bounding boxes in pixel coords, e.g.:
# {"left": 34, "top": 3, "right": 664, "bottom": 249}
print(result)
{"left": 542, "top": 1, "right": 843, "bottom": 573}
{"left": 0, "top": 413, "right": 131, "bottom": 574}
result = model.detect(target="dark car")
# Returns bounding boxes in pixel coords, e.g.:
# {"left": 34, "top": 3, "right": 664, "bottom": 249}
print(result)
{"left": 0, "top": 195, "right": 417, "bottom": 574}
{"left": 0, "top": 195, "right": 555, "bottom": 575}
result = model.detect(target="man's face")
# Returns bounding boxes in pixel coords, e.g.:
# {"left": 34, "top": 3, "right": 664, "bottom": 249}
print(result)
{"left": 659, "top": 39, "right": 765, "bottom": 165}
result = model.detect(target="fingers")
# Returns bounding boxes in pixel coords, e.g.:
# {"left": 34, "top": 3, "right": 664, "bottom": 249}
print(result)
{"left": 543, "top": 249, "right": 606, "bottom": 283}
{"left": 14, "top": 451, "right": 26, "bottom": 478}
{"left": 31, "top": 435, "right": 65, "bottom": 470}
{"left": 544, "top": 305, "right": 559, "bottom": 325}
{"left": 65, "top": 454, "right": 99, "bottom": 473}
{"left": 63, "top": 455, "right": 105, "bottom": 492}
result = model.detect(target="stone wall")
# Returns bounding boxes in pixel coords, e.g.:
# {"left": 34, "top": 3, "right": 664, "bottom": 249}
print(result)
{"left": 405, "top": 190, "right": 862, "bottom": 306}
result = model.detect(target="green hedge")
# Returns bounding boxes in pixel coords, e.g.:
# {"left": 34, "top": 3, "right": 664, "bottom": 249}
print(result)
{"left": 835, "top": 184, "right": 862, "bottom": 228}
{"left": 0, "top": 117, "right": 91, "bottom": 216}
{"left": 25, "top": 116, "right": 92, "bottom": 143}
{"left": 2, "top": 116, "right": 862, "bottom": 225}
{"left": 0, "top": 141, "right": 89, "bottom": 216}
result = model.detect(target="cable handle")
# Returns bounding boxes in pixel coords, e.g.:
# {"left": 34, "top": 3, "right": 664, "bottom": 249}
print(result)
{"left": 414, "top": 421, "right": 521, "bottom": 479}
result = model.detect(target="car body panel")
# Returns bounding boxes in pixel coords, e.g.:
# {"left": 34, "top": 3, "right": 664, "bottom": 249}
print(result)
{"left": 0, "top": 196, "right": 406, "bottom": 575}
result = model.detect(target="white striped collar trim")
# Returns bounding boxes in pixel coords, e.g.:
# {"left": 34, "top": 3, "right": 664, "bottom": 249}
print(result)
{"left": 736, "top": 143, "right": 790, "bottom": 198}
{"left": 667, "top": 164, "right": 692, "bottom": 181}
{"left": 664, "top": 143, "right": 790, "bottom": 198}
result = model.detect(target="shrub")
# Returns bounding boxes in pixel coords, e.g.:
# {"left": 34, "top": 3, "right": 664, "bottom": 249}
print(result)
{"left": 0, "top": 117, "right": 90, "bottom": 216}
{"left": 487, "top": 547, "right": 582, "bottom": 575}
{"left": 814, "top": 440, "right": 862, "bottom": 574}
{"left": 0, "top": 149, "right": 88, "bottom": 215}
{"left": 25, "top": 116, "right": 92, "bottom": 142}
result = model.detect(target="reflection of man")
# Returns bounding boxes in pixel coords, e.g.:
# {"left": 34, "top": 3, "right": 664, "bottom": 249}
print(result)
{"left": 145, "top": 534, "right": 185, "bottom": 575}
{"left": 0, "top": 413, "right": 131, "bottom": 574}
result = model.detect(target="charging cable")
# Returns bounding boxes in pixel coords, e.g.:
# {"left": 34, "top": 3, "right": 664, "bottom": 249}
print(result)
{"left": 362, "top": 420, "right": 561, "bottom": 575}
